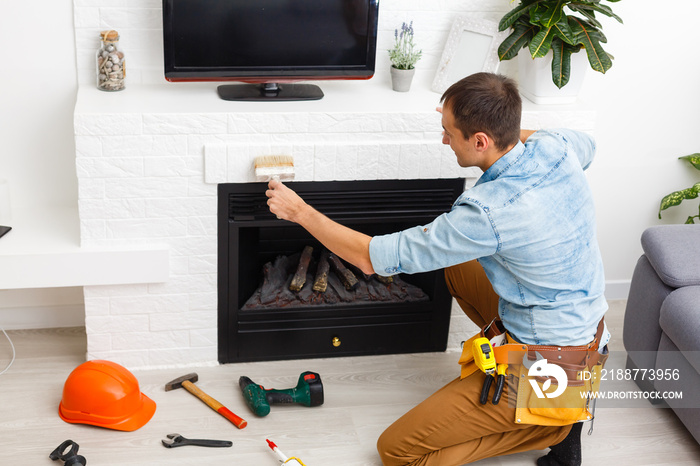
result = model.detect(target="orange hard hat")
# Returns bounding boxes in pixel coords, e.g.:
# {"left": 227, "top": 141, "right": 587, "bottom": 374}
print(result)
{"left": 58, "top": 359, "right": 156, "bottom": 431}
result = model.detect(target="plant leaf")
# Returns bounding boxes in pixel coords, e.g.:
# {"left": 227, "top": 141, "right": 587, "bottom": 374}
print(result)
{"left": 529, "top": 4, "right": 547, "bottom": 25}
{"left": 679, "top": 153, "right": 700, "bottom": 170}
{"left": 498, "top": 21, "right": 537, "bottom": 60}
{"left": 570, "top": 16, "right": 607, "bottom": 43}
{"left": 529, "top": 26, "right": 556, "bottom": 58}
{"left": 571, "top": 2, "right": 624, "bottom": 23}
{"left": 569, "top": 17, "right": 613, "bottom": 73}
{"left": 553, "top": 17, "right": 576, "bottom": 45}
{"left": 539, "top": 0, "right": 567, "bottom": 28}
{"left": 551, "top": 38, "right": 572, "bottom": 88}
{"left": 499, "top": 0, "right": 542, "bottom": 31}
{"left": 658, "top": 182, "right": 700, "bottom": 218}
{"left": 568, "top": 5, "right": 603, "bottom": 29}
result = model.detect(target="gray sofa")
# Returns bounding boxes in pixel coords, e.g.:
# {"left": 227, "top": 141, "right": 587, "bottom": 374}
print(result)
{"left": 623, "top": 224, "right": 700, "bottom": 443}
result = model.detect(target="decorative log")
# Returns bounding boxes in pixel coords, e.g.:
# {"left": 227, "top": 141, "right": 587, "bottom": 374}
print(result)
{"left": 289, "top": 246, "right": 314, "bottom": 292}
{"left": 260, "top": 256, "right": 291, "bottom": 304}
{"left": 328, "top": 253, "right": 359, "bottom": 291}
{"left": 242, "top": 252, "right": 429, "bottom": 310}
{"left": 346, "top": 263, "right": 372, "bottom": 282}
{"left": 349, "top": 263, "right": 393, "bottom": 285}
{"left": 312, "top": 249, "right": 331, "bottom": 292}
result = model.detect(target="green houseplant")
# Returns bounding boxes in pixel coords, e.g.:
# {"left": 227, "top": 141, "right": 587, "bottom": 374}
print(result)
{"left": 388, "top": 21, "right": 422, "bottom": 92}
{"left": 659, "top": 154, "right": 700, "bottom": 224}
{"left": 497, "top": 0, "right": 623, "bottom": 88}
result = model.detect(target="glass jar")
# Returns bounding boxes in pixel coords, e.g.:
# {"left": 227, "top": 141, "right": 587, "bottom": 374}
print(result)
{"left": 96, "top": 30, "right": 125, "bottom": 91}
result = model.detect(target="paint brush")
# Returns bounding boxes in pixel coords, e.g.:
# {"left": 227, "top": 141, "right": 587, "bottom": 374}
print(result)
{"left": 254, "top": 155, "right": 295, "bottom": 182}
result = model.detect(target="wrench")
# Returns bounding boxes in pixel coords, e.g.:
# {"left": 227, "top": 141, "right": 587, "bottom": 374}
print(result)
{"left": 161, "top": 433, "right": 232, "bottom": 448}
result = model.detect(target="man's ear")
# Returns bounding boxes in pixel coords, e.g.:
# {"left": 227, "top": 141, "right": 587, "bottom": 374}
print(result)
{"left": 473, "top": 132, "right": 490, "bottom": 152}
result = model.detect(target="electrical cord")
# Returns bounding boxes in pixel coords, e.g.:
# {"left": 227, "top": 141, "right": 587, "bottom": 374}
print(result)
{"left": 0, "top": 327, "right": 16, "bottom": 376}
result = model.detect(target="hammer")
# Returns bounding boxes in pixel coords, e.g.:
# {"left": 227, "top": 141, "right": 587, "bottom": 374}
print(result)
{"left": 165, "top": 373, "right": 247, "bottom": 429}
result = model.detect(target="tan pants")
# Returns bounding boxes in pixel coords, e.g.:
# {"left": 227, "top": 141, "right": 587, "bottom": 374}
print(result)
{"left": 376, "top": 260, "right": 572, "bottom": 466}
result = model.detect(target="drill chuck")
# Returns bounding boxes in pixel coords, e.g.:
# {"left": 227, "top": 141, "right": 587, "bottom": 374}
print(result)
{"left": 239, "top": 376, "right": 272, "bottom": 416}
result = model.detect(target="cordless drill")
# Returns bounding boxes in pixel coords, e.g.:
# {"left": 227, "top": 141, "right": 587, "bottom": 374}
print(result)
{"left": 239, "top": 371, "right": 324, "bottom": 417}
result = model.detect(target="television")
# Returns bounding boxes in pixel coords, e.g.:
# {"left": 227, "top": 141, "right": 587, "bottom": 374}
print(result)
{"left": 162, "top": 0, "right": 380, "bottom": 101}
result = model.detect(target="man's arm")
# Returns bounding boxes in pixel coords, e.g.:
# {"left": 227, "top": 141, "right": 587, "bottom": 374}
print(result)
{"left": 266, "top": 179, "right": 375, "bottom": 274}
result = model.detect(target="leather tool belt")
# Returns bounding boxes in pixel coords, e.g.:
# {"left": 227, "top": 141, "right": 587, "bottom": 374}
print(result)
{"left": 459, "top": 318, "right": 609, "bottom": 427}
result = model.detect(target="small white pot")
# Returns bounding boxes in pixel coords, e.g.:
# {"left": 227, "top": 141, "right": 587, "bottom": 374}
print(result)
{"left": 517, "top": 50, "right": 587, "bottom": 105}
{"left": 390, "top": 66, "right": 416, "bottom": 92}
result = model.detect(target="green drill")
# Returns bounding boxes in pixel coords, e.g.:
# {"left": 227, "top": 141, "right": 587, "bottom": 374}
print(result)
{"left": 239, "top": 371, "right": 324, "bottom": 417}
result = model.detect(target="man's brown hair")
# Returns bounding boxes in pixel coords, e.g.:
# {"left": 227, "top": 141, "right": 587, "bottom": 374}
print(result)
{"left": 440, "top": 72, "right": 521, "bottom": 152}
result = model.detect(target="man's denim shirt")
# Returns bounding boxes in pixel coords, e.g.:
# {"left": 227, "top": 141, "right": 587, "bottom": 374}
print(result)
{"left": 369, "top": 129, "right": 607, "bottom": 346}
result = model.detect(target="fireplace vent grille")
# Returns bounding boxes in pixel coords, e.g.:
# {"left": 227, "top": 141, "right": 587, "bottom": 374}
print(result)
{"left": 228, "top": 180, "right": 464, "bottom": 221}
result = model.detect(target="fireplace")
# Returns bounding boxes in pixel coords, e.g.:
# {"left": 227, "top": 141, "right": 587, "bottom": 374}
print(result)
{"left": 217, "top": 178, "right": 465, "bottom": 363}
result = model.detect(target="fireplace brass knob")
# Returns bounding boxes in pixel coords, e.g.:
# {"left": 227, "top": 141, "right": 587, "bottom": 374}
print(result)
{"left": 332, "top": 336, "right": 341, "bottom": 347}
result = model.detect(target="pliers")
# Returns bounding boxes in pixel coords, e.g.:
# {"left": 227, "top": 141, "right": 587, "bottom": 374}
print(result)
{"left": 491, "top": 363, "right": 507, "bottom": 405}
{"left": 161, "top": 433, "right": 233, "bottom": 448}
{"left": 479, "top": 370, "right": 494, "bottom": 404}
{"left": 480, "top": 363, "right": 508, "bottom": 405}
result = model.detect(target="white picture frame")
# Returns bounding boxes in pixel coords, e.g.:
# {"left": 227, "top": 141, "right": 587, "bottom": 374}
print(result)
{"left": 431, "top": 16, "right": 509, "bottom": 94}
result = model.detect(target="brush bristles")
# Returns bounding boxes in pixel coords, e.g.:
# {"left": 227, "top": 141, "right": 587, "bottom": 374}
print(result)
{"left": 254, "top": 155, "right": 295, "bottom": 181}
{"left": 254, "top": 155, "right": 294, "bottom": 169}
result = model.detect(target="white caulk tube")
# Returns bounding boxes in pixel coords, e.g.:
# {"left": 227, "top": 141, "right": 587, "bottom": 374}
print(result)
{"left": 266, "top": 439, "right": 304, "bottom": 465}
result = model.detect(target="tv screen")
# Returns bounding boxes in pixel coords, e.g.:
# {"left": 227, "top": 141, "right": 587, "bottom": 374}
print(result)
{"left": 162, "top": 0, "right": 380, "bottom": 101}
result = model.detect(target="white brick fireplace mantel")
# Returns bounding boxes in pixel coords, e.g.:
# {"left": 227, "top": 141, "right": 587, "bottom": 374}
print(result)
{"left": 74, "top": 79, "right": 595, "bottom": 369}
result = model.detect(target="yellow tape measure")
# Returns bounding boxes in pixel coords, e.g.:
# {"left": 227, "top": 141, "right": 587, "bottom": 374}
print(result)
{"left": 472, "top": 337, "right": 496, "bottom": 374}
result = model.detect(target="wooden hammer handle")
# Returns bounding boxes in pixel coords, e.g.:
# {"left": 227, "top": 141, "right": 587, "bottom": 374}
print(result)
{"left": 182, "top": 380, "right": 247, "bottom": 429}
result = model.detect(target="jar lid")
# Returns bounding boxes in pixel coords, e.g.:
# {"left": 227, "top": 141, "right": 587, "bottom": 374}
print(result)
{"left": 100, "top": 30, "right": 119, "bottom": 41}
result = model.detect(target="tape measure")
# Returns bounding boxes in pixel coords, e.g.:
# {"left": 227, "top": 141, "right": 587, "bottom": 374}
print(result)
{"left": 472, "top": 337, "right": 496, "bottom": 375}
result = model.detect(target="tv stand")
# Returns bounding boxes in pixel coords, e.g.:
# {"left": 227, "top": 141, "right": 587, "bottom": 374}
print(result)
{"left": 217, "top": 83, "right": 324, "bottom": 101}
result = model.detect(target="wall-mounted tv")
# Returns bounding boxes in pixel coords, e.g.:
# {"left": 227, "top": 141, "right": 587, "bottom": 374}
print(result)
{"left": 162, "top": 0, "right": 380, "bottom": 101}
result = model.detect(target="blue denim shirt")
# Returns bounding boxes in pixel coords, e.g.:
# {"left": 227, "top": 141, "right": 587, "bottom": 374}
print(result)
{"left": 369, "top": 129, "right": 607, "bottom": 346}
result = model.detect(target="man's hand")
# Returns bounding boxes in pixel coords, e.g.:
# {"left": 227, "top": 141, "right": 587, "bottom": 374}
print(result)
{"left": 264, "top": 179, "right": 375, "bottom": 275}
{"left": 266, "top": 179, "right": 308, "bottom": 222}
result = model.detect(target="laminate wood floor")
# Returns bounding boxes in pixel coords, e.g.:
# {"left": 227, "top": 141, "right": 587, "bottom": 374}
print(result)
{"left": 1, "top": 300, "right": 699, "bottom": 465}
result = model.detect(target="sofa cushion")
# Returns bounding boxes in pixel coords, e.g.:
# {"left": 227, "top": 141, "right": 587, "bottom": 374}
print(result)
{"left": 623, "top": 255, "right": 673, "bottom": 354}
{"left": 656, "top": 334, "right": 700, "bottom": 444}
{"left": 641, "top": 225, "right": 700, "bottom": 288}
{"left": 659, "top": 286, "right": 700, "bottom": 374}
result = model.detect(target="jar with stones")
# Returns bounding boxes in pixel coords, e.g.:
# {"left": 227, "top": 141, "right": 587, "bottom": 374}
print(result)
{"left": 96, "top": 30, "right": 125, "bottom": 91}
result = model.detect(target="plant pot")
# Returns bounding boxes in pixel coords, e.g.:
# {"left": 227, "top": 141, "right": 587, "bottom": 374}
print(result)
{"left": 517, "top": 50, "right": 587, "bottom": 105}
{"left": 390, "top": 66, "right": 415, "bottom": 92}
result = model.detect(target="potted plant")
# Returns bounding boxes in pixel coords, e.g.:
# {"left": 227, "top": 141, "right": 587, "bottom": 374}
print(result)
{"left": 659, "top": 154, "right": 700, "bottom": 224}
{"left": 497, "top": 0, "right": 623, "bottom": 103}
{"left": 388, "top": 21, "right": 422, "bottom": 92}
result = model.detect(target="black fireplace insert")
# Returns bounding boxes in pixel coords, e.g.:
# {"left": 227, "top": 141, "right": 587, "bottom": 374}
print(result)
{"left": 218, "top": 178, "right": 465, "bottom": 363}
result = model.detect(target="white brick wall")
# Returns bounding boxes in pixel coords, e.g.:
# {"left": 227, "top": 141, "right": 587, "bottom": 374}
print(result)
{"left": 75, "top": 106, "right": 480, "bottom": 368}
{"left": 72, "top": 0, "right": 512, "bottom": 85}
{"left": 203, "top": 141, "right": 478, "bottom": 184}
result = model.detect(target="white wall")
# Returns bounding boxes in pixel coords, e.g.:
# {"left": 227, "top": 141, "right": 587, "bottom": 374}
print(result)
{"left": 1, "top": 0, "right": 78, "bottom": 211}
{"left": 578, "top": 1, "right": 700, "bottom": 286}
{"left": 1, "top": 0, "right": 699, "bottom": 328}
{"left": 0, "top": 0, "right": 83, "bottom": 326}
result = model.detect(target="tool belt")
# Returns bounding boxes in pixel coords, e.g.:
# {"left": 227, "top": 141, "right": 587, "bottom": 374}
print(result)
{"left": 459, "top": 318, "right": 609, "bottom": 427}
